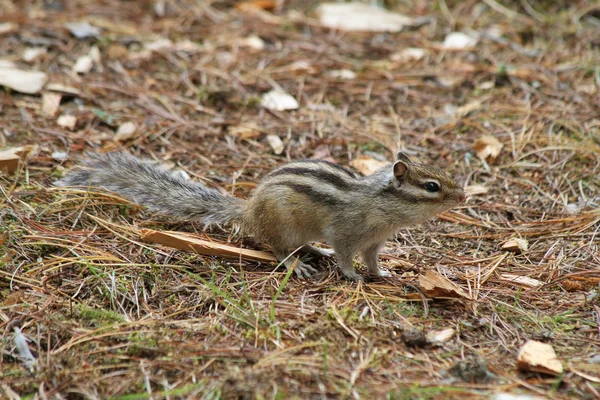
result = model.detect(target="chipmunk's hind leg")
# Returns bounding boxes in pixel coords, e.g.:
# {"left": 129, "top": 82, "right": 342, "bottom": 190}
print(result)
{"left": 272, "top": 248, "right": 319, "bottom": 279}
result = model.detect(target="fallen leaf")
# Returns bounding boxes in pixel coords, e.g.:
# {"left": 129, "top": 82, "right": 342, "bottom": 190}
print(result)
{"left": 560, "top": 280, "right": 586, "bottom": 292}
{"left": 328, "top": 69, "right": 356, "bottom": 80}
{"left": 107, "top": 43, "right": 129, "bottom": 60}
{"left": 350, "top": 156, "right": 388, "bottom": 175}
{"left": 51, "top": 151, "right": 68, "bottom": 162}
{"left": 465, "top": 184, "right": 489, "bottom": 197}
{"left": 261, "top": 90, "right": 299, "bottom": 111}
{"left": 0, "top": 22, "right": 17, "bottom": 35}
{"left": 472, "top": 135, "right": 503, "bottom": 162}
{"left": 443, "top": 32, "right": 478, "bottom": 49}
{"left": 22, "top": 47, "right": 47, "bottom": 62}
{"left": 266, "top": 134, "right": 285, "bottom": 155}
{"left": 501, "top": 238, "right": 528, "bottom": 253}
{"left": 426, "top": 328, "right": 456, "bottom": 345}
{"left": 498, "top": 274, "right": 542, "bottom": 289}
{"left": 239, "top": 35, "right": 265, "bottom": 50}
{"left": 0, "top": 67, "right": 47, "bottom": 94}
{"left": 390, "top": 48, "right": 427, "bottom": 63}
{"left": 317, "top": 3, "right": 427, "bottom": 32}
{"left": 57, "top": 114, "right": 77, "bottom": 130}
{"left": 517, "top": 340, "right": 563, "bottom": 375}
{"left": 140, "top": 229, "right": 277, "bottom": 263}
{"left": 42, "top": 92, "right": 62, "bottom": 117}
{"left": 229, "top": 122, "right": 262, "bottom": 140}
{"left": 114, "top": 121, "right": 137, "bottom": 142}
{"left": 66, "top": 21, "right": 101, "bottom": 39}
{"left": 419, "top": 270, "right": 471, "bottom": 300}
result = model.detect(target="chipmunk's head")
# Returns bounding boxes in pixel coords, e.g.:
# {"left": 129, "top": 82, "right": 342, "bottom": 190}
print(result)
{"left": 386, "top": 152, "right": 465, "bottom": 214}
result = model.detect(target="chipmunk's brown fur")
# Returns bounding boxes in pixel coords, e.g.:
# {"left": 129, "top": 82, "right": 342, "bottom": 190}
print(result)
{"left": 57, "top": 151, "right": 465, "bottom": 280}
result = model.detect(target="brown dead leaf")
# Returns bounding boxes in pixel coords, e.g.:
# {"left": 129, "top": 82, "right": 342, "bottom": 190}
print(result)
{"left": 419, "top": 270, "right": 471, "bottom": 300}
{"left": 350, "top": 156, "right": 388, "bottom": 176}
{"left": 140, "top": 229, "right": 277, "bottom": 263}
{"left": 501, "top": 238, "right": 528, "bottom": 253}
{"left": 560, "top": 280, "right": 587, "bottom": 292}
{"left": 517, "top": 340, "right": 563, "bottom": 375}
{"left": 0, "top": 146, "right": 35, "bottom": 174}
{"left": 472, "top": 135, "right": 503, "bottom": 163}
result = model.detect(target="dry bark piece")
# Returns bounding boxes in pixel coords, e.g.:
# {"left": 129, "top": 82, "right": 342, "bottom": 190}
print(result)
{"left": 498, "top": 274, "right": 542, "bottom": 289}
{"left": 517, "top": 340, "right": 563, "bottom": 375}
{"left": 472, "top": 135, "right": 503, "bottom": 163}
{"left": 350, "top": 156, "right": 388, "bottom": 176}
{"left": 0, "top": 146, "right": 34, "bottom": 173}
{"left": 140, "top": 229, "right": 277, "bottom": 263}
{"left": 419, "top": 270, "right": 471, "bottom": 300}
{"left": 501, "top": 238, "right": 528, "bottom": 253}
{"left": 42, "top": 92, "right": 62, "bottom": 117}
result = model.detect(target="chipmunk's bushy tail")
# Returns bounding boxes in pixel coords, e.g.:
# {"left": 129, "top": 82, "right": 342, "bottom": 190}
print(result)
{"left": 56, "top": 152, "right": 244, "bottom": 226}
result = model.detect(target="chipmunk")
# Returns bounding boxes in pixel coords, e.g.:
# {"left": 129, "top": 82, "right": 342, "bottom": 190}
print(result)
{"left": 56, "top": 151, "right": 465, "bottom": 281}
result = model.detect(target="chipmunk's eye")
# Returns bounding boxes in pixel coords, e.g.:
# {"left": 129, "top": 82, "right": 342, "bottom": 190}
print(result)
{"left": 424, "top": 182, "right": 440, "bottom": 192}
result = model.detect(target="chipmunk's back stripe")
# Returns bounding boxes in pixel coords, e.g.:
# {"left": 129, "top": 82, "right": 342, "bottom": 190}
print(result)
{"left": 294, "top": 159, "right": 358, "bottom": 178}
{"left": 268, "top": 167, "right": 354, "bottom": 190}
{"left": 277, "top": 182, "right": 342, "bottom": 206}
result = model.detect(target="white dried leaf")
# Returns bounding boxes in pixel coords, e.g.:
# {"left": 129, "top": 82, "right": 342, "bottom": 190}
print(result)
{"left": 501, "top": 238, "right": 528, "bottom": 253}
{"left": 390, "top": 47, "right": 427, "bottom": 63}
{"left": 13, "top": 328, "right": 36, "bottom": 371}
{"left": 266, "top": 134, "right": 284, "bottom": 155}
{"left": 443, "top": 32, "right": 478, "bottom": 49}
{"left": 240, "top": 35, "right": 265, "bottom": 50}
{"left": 0, "top": 67, "right": 47, "bottom": 94}
{"left": 51, "top": 151, "right": 68, "bottom": 161}
{"left": 517, "top": 340, "right": 563, "bottom": 375}
{"left": 350, "top": 156, "right": 388, "bottom": 175}
{"left": 261, "top": 90, "right": 299, "bottom": 111}
{"left": 73, "top": 54, "right": 93, "bottom": 74}
{"left": 57, "top": 114, "right": 77, "bottom": 130}
{"left": 22, "top": 47, "right": 47, "bottom": 62}
{"left": 317, "top": 3, "right": 422, "bottom": 32}
{"left": 66, "top": 21, "right": 100, "bottom": 39}
{"left": 426, "top": 328, "right": 455, "bottom": 345}
{"left": 465, "top": 184, "right": 489, "bottom": 197}
{"left": 478, "top": 81, "right": 495, "bottom": 90}
{"left": 0, "top": 22, "right": 18, "bottom": 35}
{"left": 46, "top": 83, "right": 81, "bottom": 96}
{"left": 498, "top": 274, "right": 542, "bottom": 289}
{"left": 328, "top": 69, "right": 356, "bottom": 80}
{"left": 472, "top": 135, "right": 503, "bottom": 162}
{"left": 42, "top": 92, "right": 62, "bottom": 117}
{"left": 114, "top": 121, "right": 137, "bottom": 141}
{"left": 144, "top": 38, "right": 173, "bottom": 52}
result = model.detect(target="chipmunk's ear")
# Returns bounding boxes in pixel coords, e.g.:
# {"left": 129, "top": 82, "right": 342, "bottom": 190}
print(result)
{"left": 396, "top": 151, "right": 412, "bottom": 164}
{"left": 392, "top": 160, "right": 408, "bottom": 185}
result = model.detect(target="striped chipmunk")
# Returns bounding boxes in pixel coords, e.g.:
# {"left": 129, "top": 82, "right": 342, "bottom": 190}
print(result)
{"left": 57, "top": 151, "right": 466, "bottom": 281}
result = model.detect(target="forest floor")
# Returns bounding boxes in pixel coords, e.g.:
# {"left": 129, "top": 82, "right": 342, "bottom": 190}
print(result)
{"left": 1, "top": 0, "right": 599, "bottom": 399}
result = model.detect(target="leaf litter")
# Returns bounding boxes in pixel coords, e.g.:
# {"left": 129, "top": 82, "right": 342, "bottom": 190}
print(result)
{"left": 0, "top": 1, "right": 599, "bottom": 399}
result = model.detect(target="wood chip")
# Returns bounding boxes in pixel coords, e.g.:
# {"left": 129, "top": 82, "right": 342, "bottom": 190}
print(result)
{"left": 498, "top": 274, "right": 543, "bottom": 289}
{"left": 0, "top": 146, "right": 35, "bottom": 174}
{"left": 472, "top": 135, "right": 503, "bottom": 163}
{"left": 419, "top": 270, "right": 471, "bottom": 300}
{"left": 350, "top": 156, "right": 388, "bottom": 175}
{"left": 517, "top": 340, "right": 563, "bottom": 375}
{"left": 266, "top": 134, "right": 285, "bottom": 155}
{"left": 501, "top": 238, "right": 528, "bottom": 253}
{"left": 0, "top": 67, "right": 47, "bottom": 94}
{"left": 261, "top": 90, "right": 299, "bottom": 111}
{"left": 114, "top": 121, "right": 137, "bottom": 142}
{"left": 140, "top": 229, "right": 277, "bottom": 263}
{"left": 57, "top": 114, "right": 77, "bottom": 130}
{"left": 42, "top": 92, "right": 62, "bottom": 117}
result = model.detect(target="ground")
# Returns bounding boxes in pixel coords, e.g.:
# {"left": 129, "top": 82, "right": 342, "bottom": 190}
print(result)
{"left": 1, "top": 0, "right": 599, "bottom": 399}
